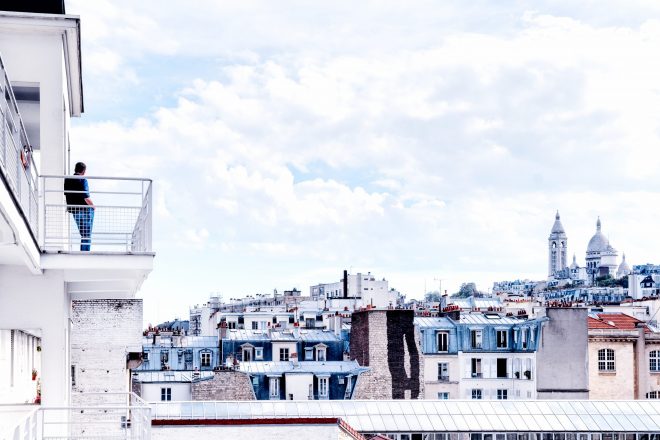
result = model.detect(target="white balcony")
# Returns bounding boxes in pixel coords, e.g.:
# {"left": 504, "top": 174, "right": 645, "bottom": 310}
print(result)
{"left": 41, "top": 175, "right": 152, "bottom": 254}
{"left": 1, "top": 393, "right": 151, "bottom": 440}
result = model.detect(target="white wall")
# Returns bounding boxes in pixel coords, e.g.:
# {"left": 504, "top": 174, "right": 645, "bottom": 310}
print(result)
{"left": 141, "top": 382, "right": 191, "bottom": 402}
{"left": 457, "top": 352, "right": 537, "bottom": 400}
{"left": 152, "top": 424, "right": 346, "bottom": 440}
{"left": 284, "top": 373, "right": 313, "bottom": 400}
{"left": 0, "top": 329, "right": 41, "bottom": 404}
{"left": 0, "top": 266, "right": 69, "bottom": 406}
{"left": 70, "top": 300, "right": 143, "bottom": 405}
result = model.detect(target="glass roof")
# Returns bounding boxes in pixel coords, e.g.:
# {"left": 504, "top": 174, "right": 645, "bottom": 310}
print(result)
{"left": 149, "top": 400, "right": 660, "bottom": 433}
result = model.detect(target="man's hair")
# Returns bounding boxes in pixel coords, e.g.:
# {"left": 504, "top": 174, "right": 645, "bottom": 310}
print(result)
{"left": 74, "top": 162, "right": 86, "bottom": 174}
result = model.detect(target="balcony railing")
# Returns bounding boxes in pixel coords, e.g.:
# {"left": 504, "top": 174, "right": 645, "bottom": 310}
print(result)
{"left": 0, "top": 56, "right": 39, "bottom": 239}
{"left": 2, "top": 393, "right": 151, "bottom": 440}
{"left": 41, "top": 175, "right": 152, "bottom": 253}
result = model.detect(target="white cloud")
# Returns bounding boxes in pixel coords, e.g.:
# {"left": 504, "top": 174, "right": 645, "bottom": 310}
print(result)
{"left": 66, "top": 1, "right": 660, "bottom": 323}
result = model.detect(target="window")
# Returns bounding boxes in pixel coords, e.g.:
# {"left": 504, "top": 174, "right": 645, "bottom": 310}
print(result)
{"left": 279, "top": 348, "right": 290, "bottom": 361}
{"left": 251, "top": 321, "right": 259, "bottom": 330}
{"left": 319, "top": 377, "right": 329, "bottom": 399}
{"left": 521, "top": 329, "right": 528, "bottom": 349}
{"left": 201, "top": 352, "right": 211, "bottom": 367}
{"left": 438, "top": 362, "right": 449, "bottom": 381}
{"left": 496, "top": 330, "right": 508, "bottom": 348}
{"left": 227, "top": 321, "right": 237, "bottom": 329}
{"left": 598, "top": 348, "right": 615, "bottom": 371}
{"left": 497, "top": 358, "right": 508, "bottom": 378}
{"left": 649, "top": 391, "right": 659, "bottom": 399}
{"left": 242, "top": 347, "right": 252, "bottom": 362}
{"left": 269, "top": 377, "right": 280, "bottom": 399}
{"left": 161, "top": 387, "right": 172, "bottom": 401}
{"left": 71, "top": 365, "right": 76, "bottom": 388}
{"left": 255, "top": 347, "right": 263, "bottom": 360}
{"left": 650, "top": 351, "right": 660, "bottom": 372}
{"left": 471, "top": 358, "right": 482, "bottom": 378}
{"left": 438, "top": 392, "right": 449, "bottom": 400}
{"left": 471, "top": 389, "right": 482, "bottom": 400}
{"left": 317, "top": 347, "right": 326, "bottom": 362}
{"left": 437, "top": 332, "right": 449, "bottom": 352}
{"left": 497, "top": 389, "right": 508, "bottom": 400}
{"left": 142, "top": 351, "right": 149, "bottom": 362}
{"left": 305, "top": 347, "right": 314, "bottom": 361}
{"left": 471, "top": 330, "right": 483, "bottom": 349}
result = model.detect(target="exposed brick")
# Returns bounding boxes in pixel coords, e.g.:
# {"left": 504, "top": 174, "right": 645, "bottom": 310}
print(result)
{"left": 191, "top": 370, "right": 256, "bottom": 400}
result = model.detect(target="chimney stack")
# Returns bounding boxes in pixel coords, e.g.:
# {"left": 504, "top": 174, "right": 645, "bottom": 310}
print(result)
{"left": 343, "top": 270, "right": 348, "bottom": 298}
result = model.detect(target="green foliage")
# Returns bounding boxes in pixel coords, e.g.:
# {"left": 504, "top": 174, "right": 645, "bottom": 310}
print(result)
{"left": 452, "top": 282, "right": 481, "bottom": 298}
{"left": 425, "top": 291, "right": 442, "bottom": 302}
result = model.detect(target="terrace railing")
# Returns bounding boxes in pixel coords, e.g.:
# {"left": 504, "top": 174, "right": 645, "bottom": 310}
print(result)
{"left": 41, "top": 175, "right": 153, "bottom": 253}
{"left": 0, "top": 55, "right": 39, "bottom": 239}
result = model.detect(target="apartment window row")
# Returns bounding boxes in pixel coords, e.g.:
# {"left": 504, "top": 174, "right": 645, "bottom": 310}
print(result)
{"left": 469, "top": 358, "right": 533, "bottom": 380}
{"left": 471, "top": 389, "right": 509, "bottom": 400}
{"left": 268, "top": 376, "right": 330, "bottom": 400}
{"left": 435, "top": 328, "right": 534, "bottom": 352}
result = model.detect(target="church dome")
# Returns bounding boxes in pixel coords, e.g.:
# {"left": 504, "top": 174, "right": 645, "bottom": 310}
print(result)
{"left": 617, "top": 253, "right": 631, "bottom": 277}
{"left": 569, "top": 254, "right": 579, "bottom": 270}
{"left": 587, "top": 217, "right": 610, "bottom": 254}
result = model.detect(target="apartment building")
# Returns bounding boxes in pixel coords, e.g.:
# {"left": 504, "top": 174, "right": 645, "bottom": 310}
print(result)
{"left": 588, "top": 312, "right": 660, "bottom": 399}
{"left": 0, "top": 2, "right": 153, "bottom": 413}
{"left": 416, "top": 313, "right": 543, "bottom": 400}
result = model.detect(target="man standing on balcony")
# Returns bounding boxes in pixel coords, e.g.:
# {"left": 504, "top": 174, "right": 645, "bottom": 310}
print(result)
{"left": 64, "top": 162, "right": 95, "bottom": 251}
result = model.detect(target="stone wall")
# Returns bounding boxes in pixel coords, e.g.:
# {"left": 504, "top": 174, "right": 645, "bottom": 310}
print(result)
{"left": 191, "top": 370, "right": 256, "bottom": 400}
{"left": 70, "top": 299, "right": 143, "bottom": 437}
{"left": 536, "top": 307, "right": 589, "bottom": 399}
{"left": 350, "top": 310, "right": 424, "bottom": 399}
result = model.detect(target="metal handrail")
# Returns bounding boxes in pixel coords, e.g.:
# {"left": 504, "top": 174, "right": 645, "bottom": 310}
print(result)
{"left": 0, "top": 54, "right": 39, "bottom": 240}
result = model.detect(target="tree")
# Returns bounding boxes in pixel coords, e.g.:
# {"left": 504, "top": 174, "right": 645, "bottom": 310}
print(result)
{"left": 425, "top": 291, "right": 442, "bottom": 302}
{"left": 452, "top": 282, "right": 480, "bottom": 298}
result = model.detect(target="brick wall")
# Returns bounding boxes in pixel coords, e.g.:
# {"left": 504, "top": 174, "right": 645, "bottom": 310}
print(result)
{"left": 191, "top": 370, "right": 256, "bottom": 400}
{"left": 350, "top": 310, "right": 424, "bottom": 399}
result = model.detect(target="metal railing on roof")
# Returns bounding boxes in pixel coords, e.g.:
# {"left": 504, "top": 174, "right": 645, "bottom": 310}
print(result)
{"left": 0, "top": 55, "right": 39, "bottom": 240}
{"left": 41, "top": 175, "right": 152, "bottom": 253}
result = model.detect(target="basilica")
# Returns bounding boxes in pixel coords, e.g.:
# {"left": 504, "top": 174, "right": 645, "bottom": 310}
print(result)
{"left": 548, "top": 212, "right": 630, "bottom": 284}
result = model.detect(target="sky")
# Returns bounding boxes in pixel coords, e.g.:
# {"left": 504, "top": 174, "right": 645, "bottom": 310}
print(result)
{"left": 66, "top": 0, "right": 660, "bottom": 325}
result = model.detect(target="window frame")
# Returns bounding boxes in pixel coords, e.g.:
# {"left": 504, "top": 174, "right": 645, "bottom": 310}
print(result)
{"left": 318, "top": 377, "right": 329, "bottom": 398}
{"left": 471, "top": 358, "right": 482, "bottom": 378}
{"left": 650, "top": 351, "right": 660, "bottom": 372}
{"left": 254, "top": 347, "right": 263, "bottom": 360}
{"left": 279, "top": 347, "right": 290, "bottom": 361}
{"left": 438, "top": 362, "right": 449, "bottom": 381}
{"left": 269, "top": 377, "right": 280, "bottom": 399}
{"left": 471, "top": 329, "right": 483, "bottom": 349}
{"left": 200, "top": 351, "right": 212, "bottom": 367}
{"left": 437, "top": 331, "right": 449, "bottom": 352}
{"left": 161, "top": 387, "right": 172, "bottom": 401}
{"left": 471, "top": 389, "right": 482, "bottom": 400}
{"left": 496, "top": 330, "right": 508, "bottom": 349}
{"left": 497, "top": 389, "right": 508, "bottom": 400}
{"left": 598, "top": 348, "right": 615, "bottom": 372}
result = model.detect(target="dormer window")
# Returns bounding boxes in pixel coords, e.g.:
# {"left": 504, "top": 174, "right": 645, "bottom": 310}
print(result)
{"left": 437, "top": 331, "right": 449, "bottom": 352}
{"left": 315, "top": 344, "right": 327, "bottom": 361}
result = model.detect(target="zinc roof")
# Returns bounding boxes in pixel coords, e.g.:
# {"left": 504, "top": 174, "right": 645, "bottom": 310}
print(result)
{"left": 238, "top": 360, "right": 364, "bottom": 375}
{"left": 150, "top": 400, "right": 660, "bottom": 433}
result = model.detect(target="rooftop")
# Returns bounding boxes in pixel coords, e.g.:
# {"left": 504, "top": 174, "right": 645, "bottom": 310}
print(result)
{"left": 224, "top": 329, "right": 342, "bottom": 342}
{"left": 239, "top": 360, "right": 365, "bottom": 375}
{"left": 588, "top": 313, "right": 650, "bottom": 333}
{"left": 150, "top": 400, "right": 660, "bottom": 433}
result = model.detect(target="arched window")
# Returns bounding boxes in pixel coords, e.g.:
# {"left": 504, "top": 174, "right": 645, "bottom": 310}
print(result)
{"left": 650, "top": 351, "right": 660, "bottom": 372}
{"left": 598, "top": 348, "right": 615, "bottom": 371}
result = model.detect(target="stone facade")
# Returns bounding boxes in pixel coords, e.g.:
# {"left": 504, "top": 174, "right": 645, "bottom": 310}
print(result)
{"left": 191, "top": 370, "right": 256, "bottom": 400}
{"left": 535, "top": 307, "right": 589, "bottom": 399}
{"left": 350, "top": 309, "right": 424, "bottom": 399}
{"left": 69, "top": 299, "right": 143, "bottom": 437}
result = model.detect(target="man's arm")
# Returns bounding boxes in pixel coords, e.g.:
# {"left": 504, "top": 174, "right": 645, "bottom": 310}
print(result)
{"left": 83, "top": 179, "right": 95, "bottom": 209}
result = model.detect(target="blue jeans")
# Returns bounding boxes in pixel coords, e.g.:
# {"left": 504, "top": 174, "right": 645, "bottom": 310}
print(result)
{"left": 72, "top": 208, "right": 94, "bottom": 251}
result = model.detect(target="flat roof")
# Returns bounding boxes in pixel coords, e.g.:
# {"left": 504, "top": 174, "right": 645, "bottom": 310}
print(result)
{"left": 150, "top": 400, "right": 660, "bottom": 433}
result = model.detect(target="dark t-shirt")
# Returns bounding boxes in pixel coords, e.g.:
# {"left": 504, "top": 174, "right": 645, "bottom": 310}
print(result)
{"left": 64, "top": 176, "right": 90, "bottom": 208}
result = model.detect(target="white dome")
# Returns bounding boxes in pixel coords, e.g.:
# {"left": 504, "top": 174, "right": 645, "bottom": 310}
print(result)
{"left": 587, "top": 217, "right": 610, "bottom": 254}
{"left": 617, "top": 253, "right": 631, "bottom": 277}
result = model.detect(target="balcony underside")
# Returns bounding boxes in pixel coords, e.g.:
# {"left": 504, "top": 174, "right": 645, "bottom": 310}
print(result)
{"left": 41, "top": 252, "right": 154, "bottom": 298}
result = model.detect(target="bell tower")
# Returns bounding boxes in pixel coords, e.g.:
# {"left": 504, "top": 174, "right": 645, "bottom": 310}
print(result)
{"left": 548, "top": 211, "right": 568, "bottom": 277}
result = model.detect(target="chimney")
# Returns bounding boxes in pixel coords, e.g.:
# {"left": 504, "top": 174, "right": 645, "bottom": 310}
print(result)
{"left": 333, "top": 313, "right": 342, "bottom": 337}
{"left": 343, "top": 270, "right": 348, "bottom": 298}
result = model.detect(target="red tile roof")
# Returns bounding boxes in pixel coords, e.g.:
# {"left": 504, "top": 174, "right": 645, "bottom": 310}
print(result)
{"left": 588, "top": 313, "right": 650, "bottom": 332}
